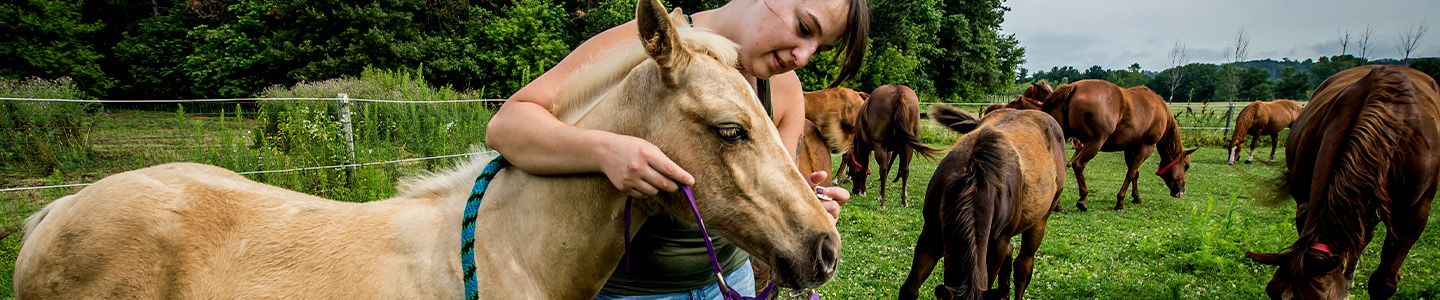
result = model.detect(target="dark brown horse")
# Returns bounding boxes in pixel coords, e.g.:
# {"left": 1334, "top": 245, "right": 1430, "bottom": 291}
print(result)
{"left": 1245, "top": 65, "right": 1440, "bottom": 300}
{"left": 1041, "top": 79, "right": 1197, "bottom": 211}
{"left": 846, "top": 84, "right": 941, "bottom": 208}
{"left": 898, "top": 106, "right": 1065, "bottom": 300}
{"left": 1227, "top": 99, "right": 1303, "bottom": 165}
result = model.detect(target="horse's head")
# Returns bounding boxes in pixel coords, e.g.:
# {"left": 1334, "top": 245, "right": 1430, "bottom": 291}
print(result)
{"left": 585, "top": 0, "right": 840, "bottom": 288}
{"left": 1245, "top": 246, "right": 1348, "bottom": 300}
{"left": 1156, "top": 148, "right": 1198, "bottom": 197}
{"left": 1026, "top": 80, "right": 1053, "bottom": 102}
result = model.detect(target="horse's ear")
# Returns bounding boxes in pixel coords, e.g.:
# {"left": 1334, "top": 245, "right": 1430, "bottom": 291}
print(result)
{"left": 857, "top": 92, "right": 870, "bottom": 101}
{"left": 1245, "top": 251, "right": 1287, "bottom": 266}
{"left": 636, "top": 0, "right": 689, "bottom": 86}
{"left": 1184, "top": 148, "right": 1199, "bottom": 156}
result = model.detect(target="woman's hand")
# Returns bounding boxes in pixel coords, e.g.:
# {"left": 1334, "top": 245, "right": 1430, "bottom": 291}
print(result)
{"left": 807, "top": 171, "right": 851, "bottom": 223}
{"left": 600, "top": 135, "right": 696, "bottom": 198}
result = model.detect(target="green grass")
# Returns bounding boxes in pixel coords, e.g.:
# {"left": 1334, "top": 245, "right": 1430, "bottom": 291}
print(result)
{"left": 814, "top": 129, "right": 1440, "bottom": 299}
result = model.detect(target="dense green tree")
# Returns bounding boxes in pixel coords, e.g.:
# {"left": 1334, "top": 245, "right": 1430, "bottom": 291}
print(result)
{"left": 0, "top": 0, "right": 113, "bottom": 95}
{"left": 1308, "top": 55, "right": 1367, "bottom": 85}
{"left": 1148, "top": 63, "right": 1219, "bottom": 102}
{"left": 1082, "top": 65, "right": 1106, "bottom": 80}
{"left": 1104, "top": 63, "right": 1151, "bottom": 88}
{"left": 1273, "top": 67, "right": 1313, "bottom": 100}
{"left": 1409, "top": 57, "right": 1440, "bottom": 80}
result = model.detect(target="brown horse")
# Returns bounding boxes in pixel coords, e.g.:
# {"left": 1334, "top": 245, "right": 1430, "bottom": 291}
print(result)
{"left": 1245, "top": 65, "right": 1440, "bottom": 300}
{"left": 846, "top": 84, "right": 942, "bottom": 208}
{"left": 1227, "top": 99, "right": 1303, "bottom": 165}
{"left": 981, "top": 81, "right": 1053, "bottom": 116}
{"left": 1041, "top": 79, "right": 1197, "bottom": 211}
{"left": 898, "top": 106, "right": 1065, "bottom": 300}
{"left": 800, "top": 87, "right": 869, "bottom": 186}
{"left": 13, "top": 1, "right": 840, "bottom": 298}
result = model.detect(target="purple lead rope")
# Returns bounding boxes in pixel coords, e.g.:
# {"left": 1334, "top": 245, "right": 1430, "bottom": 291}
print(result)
{"left": 622, "top": 185, "right": 819, "bottom": 300}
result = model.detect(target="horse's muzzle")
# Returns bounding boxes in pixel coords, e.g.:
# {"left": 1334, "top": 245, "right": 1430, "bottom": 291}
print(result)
{"left": 775, "top": 232, "right": 840, "bottom": 289}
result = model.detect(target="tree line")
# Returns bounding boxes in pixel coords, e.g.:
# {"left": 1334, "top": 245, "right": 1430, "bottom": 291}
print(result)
{"left": 0, "top": 0, "right": 1023, "bottom": 101}
{"left": 1018, "top": 55, "right": 1440, "bottom": 102}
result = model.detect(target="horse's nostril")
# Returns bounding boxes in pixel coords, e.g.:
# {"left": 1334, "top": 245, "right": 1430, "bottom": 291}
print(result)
{"left": 815, "top": 233, "right": 839, "bottom": 277}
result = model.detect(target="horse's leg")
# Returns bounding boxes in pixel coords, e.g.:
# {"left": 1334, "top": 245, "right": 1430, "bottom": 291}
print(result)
{"left": 1267, "top": 133, "right": 1279, "bottom": 163}
{"left": 1245, "top": 134, "right": 1259, "bottom": 164}
{"left": 989, "top": 239, "right": 1014, "bottom": 297}
{"left": 835, "top": 153, "right": 850, "bottom": 184}
{"left": 875, "top": 147, "right": 895, "bottom": 209}
{"left": 898, "top": 147, "right": 914, "bottom": 207}
{"left": 1013, "top": 227, "right": 1046, "bottom": 300}
{"left": 1348, "top": 220, "right": 1380, "bottom": 289}
{"left": 899, "top": 224, "right": 944, "bottom": 300}
{"left": 1070, "top": 138, "right": 1105, "bottom": 211}
{"left": 1368, "top": 202, "right": 1434, "bottom": 299}
{"left": 1115, "top": 145, "right": 1154, "bottom": 210}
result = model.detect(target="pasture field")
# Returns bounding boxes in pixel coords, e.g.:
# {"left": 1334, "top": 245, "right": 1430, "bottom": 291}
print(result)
{"left": 816, "top": 138, "right": 1440, "bottom": 299}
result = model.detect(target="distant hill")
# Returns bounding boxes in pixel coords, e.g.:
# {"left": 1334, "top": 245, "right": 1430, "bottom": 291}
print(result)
{"left": 1235, "top": 57, "right": 1418, "bottom": 79}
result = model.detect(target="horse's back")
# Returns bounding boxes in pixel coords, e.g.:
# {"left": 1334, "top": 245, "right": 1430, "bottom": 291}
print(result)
{"left": 15, "top": 163, "right": 457, "bottom": 299}
{"left": 1288, "top": 65, "right": 1440, "bottom": 207}
{"left": 989, "top": 110, "right": 1066, "bottom": 224}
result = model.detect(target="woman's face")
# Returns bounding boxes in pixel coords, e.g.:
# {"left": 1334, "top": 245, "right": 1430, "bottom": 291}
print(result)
{"left": 737, "top": 0, "right": 849, "bottom": 78}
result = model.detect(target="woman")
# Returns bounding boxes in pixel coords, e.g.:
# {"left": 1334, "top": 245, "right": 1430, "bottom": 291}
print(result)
{"left": 485, "top": 0, "right": 869, "bottom": 297}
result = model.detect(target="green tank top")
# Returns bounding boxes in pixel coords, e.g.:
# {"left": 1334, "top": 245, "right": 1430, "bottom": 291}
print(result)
{"left": 599, "top": 212, "right": 750, "bottom": 295}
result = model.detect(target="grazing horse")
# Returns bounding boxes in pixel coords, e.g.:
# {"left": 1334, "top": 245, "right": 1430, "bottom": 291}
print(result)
{"left": 1227, "top": 99, "right": 1303, "bottom": 165}
{"left": 846, "top": 84, "right": 942, "bottom": 208}
{"left": 12, "top": 1, "right": 841, "bottom": 298}
{"left": 898, "top": 106, "right": 1065, "bottom": 300}
{"left": 1041, "top": 79, "right": 1197, "bottom": 211}
{"left": 1245, "top": 65, "right": 1440, "bottom": 300}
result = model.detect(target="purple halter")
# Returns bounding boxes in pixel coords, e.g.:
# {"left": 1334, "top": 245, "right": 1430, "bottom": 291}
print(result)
{"left": 622, "top": 185, "right": 820, "bottom": 300}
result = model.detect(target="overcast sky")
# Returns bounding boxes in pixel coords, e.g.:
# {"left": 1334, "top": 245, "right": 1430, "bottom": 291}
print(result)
{"left": 1001, "top": 0, "right": 1440, "bottom": 73}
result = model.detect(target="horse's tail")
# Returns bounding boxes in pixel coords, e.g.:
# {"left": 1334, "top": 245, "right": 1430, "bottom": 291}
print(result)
{"left": 892, "top": 96, "right": 941, "bottom": 160}
{"left": 938, "top": 128, "right": 1017, "bottom": 299}
{"left": 20, "top": 195, "right": 72, "bottom": 242}
{"left": 930, "top": 104, "right": 980, "bottom": 135}
{"left": 1304, "top": 67, "right": 1423, "bottom": 254}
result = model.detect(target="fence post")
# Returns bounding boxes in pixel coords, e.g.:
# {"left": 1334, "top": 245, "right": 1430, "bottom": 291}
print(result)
{"left": 337, "top": 93, "right": 356, "bottom": 187}
{"left": 1222, "top": 101, "right": 1235, "bottom": 136}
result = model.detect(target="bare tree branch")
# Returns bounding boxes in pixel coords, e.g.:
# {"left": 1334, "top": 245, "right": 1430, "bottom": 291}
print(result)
{"left": 1397, "top": 22, "right": 1429, "bottom": 65}
{"left": 1338, "top": 28, "right": 1351, "bottom": 55}
{"left": 1228, "top": 28, "right": 1249, "bottom": 101}
{"left": 1358, "top": 24, "right": 1375, "bottom": 59}
{"left": 1167, "top": 41, "right": 1188, "bottom": 102}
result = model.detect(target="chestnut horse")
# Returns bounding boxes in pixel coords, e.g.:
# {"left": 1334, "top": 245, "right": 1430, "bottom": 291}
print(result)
{"left": 1245, "top": 65, "right": 1439, "bottom": 299}
{"left": 846, "top": 84, "right": 942, "bottom": 208}
{"left": 899, "top": 106, "right": 1065, "bottom": 300}
{"left": 982, "top": 81, "right": 1053, "bottom": 115}
{"left": 13, "top": 1, "right": 840, "bottom": 298}
{"left": 1227, "top": 99, "right": 1302, "bottom": 165}
{"left": 799, "top": 87, "right": 868, "bottom": 186}
{"left": 1041, "top": 79, "right": 1197, "bottom": 211}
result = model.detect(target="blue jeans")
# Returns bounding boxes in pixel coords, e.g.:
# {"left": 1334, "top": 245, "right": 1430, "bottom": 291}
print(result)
{"left": 593, "top": 261, "right": 756, "bottom": 300}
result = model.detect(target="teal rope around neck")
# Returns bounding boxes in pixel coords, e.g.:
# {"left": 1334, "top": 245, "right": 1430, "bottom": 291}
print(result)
{"left": 462, "top": 155, "right": 508, "bottom": 300}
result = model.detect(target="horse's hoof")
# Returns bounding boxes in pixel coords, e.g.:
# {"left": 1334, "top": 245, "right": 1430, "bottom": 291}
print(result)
{"left": 1052, "top": 205, "right": 1063, "bottom": 212}
{"left": 1132, "top": 198, "right": 1142, "bottom": 204}
{"left": 1244, "top": 160, "right": 1253, "bottom": 164}
{"left": 1076, "top": 203, "right": 1088, "bottom": 212}
{"left": 1113, "top": 204, "right": 1125, "bottom": 210}
{"left": 1227, "top": 161, "right": 1235, "bottom": 165}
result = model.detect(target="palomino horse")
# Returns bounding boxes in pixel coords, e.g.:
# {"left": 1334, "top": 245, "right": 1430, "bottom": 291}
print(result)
{"left": 12, "top": 1, "right": 840, "bottom": 298}
{"left": 899, "top": 106, "right": 1065, "bottom": 300}
{"left": 1041, "top": 79, "right": 1197, "bottom": 211}
{"left": 846, "top": 84, "right": 941, "bottom": 208}
{"left": 1227, "top": 99, "right": 1302, "bottom": 165}
{"left": 1245, "top": 65, "right": 1439, "bottom": 300}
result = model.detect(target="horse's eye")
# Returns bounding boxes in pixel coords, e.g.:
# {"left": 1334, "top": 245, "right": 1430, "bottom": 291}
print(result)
{"left": 716, "top": 124, "right": 748, "bottom": 141}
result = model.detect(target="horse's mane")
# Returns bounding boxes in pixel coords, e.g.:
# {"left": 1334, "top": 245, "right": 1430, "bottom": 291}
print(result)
{"left": 940, "top": 128, "right": 1016, "bottom": 298}
{"left": 1294, "top": 66, "right": 1423, "bottom": 256}
{"left": 553, "top": 27, "right": 739, "bottom": 124}
{"left": 1229, "top": 101, "right": 1265, "bottom": 144}
{"left": 396, "top": 149, "right": 499, "bottom": 198}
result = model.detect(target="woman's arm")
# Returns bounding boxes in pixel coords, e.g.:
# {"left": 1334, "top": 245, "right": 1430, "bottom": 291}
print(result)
{"left": 486, "top": 21, "right": 694, "bottom": 197}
